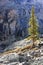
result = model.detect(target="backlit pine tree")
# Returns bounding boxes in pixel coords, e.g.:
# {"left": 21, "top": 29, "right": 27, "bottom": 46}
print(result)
{"left": 28, "top": 6, "right": 39, "bottom": 47}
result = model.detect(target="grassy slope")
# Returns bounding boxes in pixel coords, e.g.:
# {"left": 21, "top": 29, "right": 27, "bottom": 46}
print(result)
{"left": 0, "top": 37, "right": 40, "bottom": 56}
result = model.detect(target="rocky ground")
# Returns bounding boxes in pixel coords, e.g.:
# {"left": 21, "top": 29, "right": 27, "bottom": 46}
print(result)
{"left": 0, "top": 38, "right": 43, "bottom": 65}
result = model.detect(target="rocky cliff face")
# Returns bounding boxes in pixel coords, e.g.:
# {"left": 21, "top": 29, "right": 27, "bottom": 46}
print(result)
{"left": 0, "top": 0, "right": 43, "bottom": 32}
{"left": 0, "top": 0, "right": 43, "bottom": 48}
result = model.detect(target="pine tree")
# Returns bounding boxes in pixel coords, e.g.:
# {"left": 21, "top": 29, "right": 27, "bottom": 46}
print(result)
{"left": 28, "top": 6, "right": 39, "bottom": 47}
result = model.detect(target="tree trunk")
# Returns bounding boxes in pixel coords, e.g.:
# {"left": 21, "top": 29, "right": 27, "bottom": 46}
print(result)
{"left": 32, "top": 36, "right": 35, "bottom": 48}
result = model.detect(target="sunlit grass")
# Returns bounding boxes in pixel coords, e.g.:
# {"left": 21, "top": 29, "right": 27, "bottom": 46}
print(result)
{"left": 0, "top": 37, "right": 40, "bottom": 56}
{"left": 25, "top": 36, "right": 31, "bottom": 41}
{"left": 0, "top": 43, "right": 37, "bottom": 56}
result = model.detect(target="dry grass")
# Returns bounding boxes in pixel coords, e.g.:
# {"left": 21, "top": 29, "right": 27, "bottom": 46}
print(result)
{"left": 25, "top": 36, "right": 31, "bottom": 41}
{"left": 0, "top": 47, "right": 21, "bottom": 56}
{"left": 0, "top": 43, "right": 34, "bottom": 56}
{"left": 0, "top": 39, "right": 39, "bottom": 56}
{"left": 21, "top": 44, "right": 32, "bottom": 51}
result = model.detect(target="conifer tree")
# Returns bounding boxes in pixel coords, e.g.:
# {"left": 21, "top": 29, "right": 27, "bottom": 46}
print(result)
{"left": 29, "top": 6, "right": 39, "bottom": 47}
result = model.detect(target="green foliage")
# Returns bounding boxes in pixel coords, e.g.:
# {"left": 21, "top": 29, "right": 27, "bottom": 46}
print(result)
{"left": 28, "top": 6, "right": 39, "bottom": 45}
